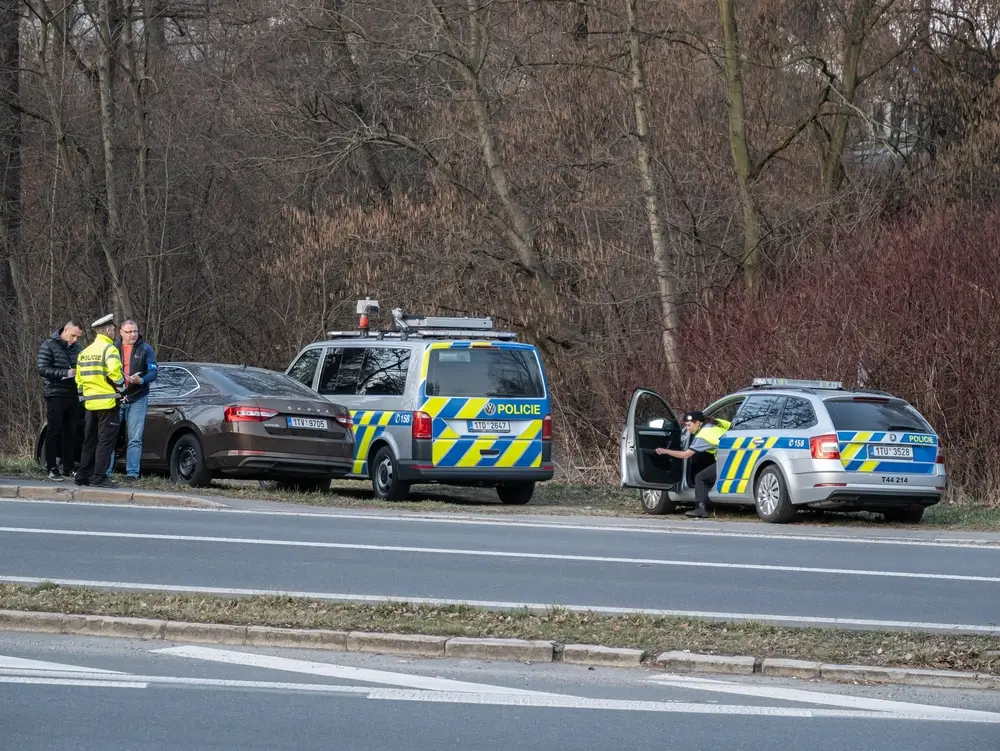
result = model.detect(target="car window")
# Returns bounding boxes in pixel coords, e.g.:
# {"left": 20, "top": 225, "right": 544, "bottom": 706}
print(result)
{"left": 706, "top": 398, "right": 744, "bottom": 424}
{"left": 425, "top": 347, "right": 545, "bottom": 398}
{"left": 731, "top": 395, "right": 785, "bottom": 431}
{"left": 634, "top": 391, "right": 678, "bottom": 431}
{"left": 824, "top": 398, "right": 932, "bottom": 432}
{"left": 321, "top": 347, "right": 365, "bottom": 395}
{"left": 287, "top": 348, "right": 321, "bottom": 389}
{"left": 148, "top": 366, "right": 198, "bottom": 401}
{"left": 357, "top": 348, "right": 411, "bottom": 396}
{"left": 780, "top": 396, "right": 818, "bottom": 430}
{"left": 212, "top": 367, "right": 320, "bottom": 398}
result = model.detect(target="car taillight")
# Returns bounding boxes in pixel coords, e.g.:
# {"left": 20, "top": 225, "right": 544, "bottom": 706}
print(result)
{"left": 334, "top": 412, "right": 353, "bottom": 429}
{"left": 936, "top": 448, "right": 944, "bottom": 464}
{"left": 542, "top": 414, "right": 552, "bottom": 440}
{"left": 412, "top": 411, "right": 432, "bottom": 440}
{"left": 810, "top": 434, "right": 840, "bottom": 460}
{"left": 224, "top": 405, "right": 279, "bottom": 422}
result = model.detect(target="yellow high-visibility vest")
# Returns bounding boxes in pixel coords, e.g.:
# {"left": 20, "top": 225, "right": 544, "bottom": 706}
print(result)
{"left": 75, "top": 333, "right": 124, "bottom": 411}
{"left": 694, "top": 418, "right": 731, "bottom": 455}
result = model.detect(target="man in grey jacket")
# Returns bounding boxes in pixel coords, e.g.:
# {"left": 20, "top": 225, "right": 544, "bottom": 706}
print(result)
{"left": 37, "top": 319, "right": 85, "bottom": 480}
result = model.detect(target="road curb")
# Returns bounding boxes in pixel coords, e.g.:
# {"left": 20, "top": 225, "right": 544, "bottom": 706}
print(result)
{"left": 0, "top": 610, "right": 996, "bottom": 690}
{"left": 5, "top": 483, "right": 227, "bottom": 508}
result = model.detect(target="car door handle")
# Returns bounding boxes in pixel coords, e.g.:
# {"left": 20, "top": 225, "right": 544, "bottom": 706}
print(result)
{"left": 163, "top": 409, "right": 175, "bottom": 415}
{"left": 749, "top": 437, "right": 764, "bottom": 446}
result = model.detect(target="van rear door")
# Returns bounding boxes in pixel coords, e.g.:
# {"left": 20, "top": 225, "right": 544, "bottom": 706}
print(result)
{"left": 419, "top": 342, "right": 550, "bottom": 469}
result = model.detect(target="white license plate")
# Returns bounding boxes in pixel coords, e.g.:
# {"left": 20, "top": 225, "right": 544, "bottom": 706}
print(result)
{"left": 287, "top": 417, "right": 328, "bottom": 430}
{"left": 870, "top": 444, "right": 913, "bottom": 459}
{"left": 469, "top": 420, "right": 511, "bottom": 433}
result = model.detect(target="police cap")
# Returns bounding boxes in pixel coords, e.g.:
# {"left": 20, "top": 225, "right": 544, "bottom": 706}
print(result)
{"left": 90, "top": 313, "right": 116, "bottom": 329}
{"left": 683, "top": 410, "right": 707, "bottom": 423}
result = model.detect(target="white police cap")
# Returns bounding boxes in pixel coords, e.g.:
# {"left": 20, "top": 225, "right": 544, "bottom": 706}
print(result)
{"left": 90, "top": 313, "right": 116, "bottom": 328}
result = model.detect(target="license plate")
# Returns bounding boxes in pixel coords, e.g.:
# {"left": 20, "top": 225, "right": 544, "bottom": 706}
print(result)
{"left": 870, "top": 444, "right": 913, "bottom": 459}
{"left": 287, "top": 417, "right": 328, "bottom": 430}
{"left": 468, "top": 420, "right": 511, "bottom": 433}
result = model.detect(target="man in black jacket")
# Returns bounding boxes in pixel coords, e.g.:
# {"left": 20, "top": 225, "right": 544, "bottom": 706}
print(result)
{"left": 37, "top": 319, "right": 85, "bottom": 480}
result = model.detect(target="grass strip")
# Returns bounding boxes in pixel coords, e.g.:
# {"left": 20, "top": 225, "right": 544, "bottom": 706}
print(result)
{"left": 2, "top": 583, "right": 998, "bottom": 675}
{"left": 1, "top": 455, "right": 998, "bottom": 530}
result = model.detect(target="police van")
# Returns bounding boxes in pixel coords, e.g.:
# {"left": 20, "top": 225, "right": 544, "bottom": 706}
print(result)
{"left": 621, "top": 377, "right": 947, "bottom": 523}
{"left": 283, "top": 300, "right": 554, "bottom": 504}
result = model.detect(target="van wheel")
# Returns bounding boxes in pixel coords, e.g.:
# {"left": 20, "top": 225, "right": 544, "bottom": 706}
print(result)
{"left": 372, "top": 446, "right": 410, "bottom": 501}
{"left": 882, "top": 507, "right": 924, "bottom": 524}
{"left": 170, "top": 434, "right": 212, "bottom": 488}
{"left": 640, "top": 489, "right": 676, "bottom": 514}
{"left": 497, "top": 482, "right": 534, "bottom": 505}
{"left": 754, "top": 466, "right": 796, "bottom": 524}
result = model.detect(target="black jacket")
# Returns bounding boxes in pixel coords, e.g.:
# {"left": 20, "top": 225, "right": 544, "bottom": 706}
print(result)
{"left": 37, "top": 328, "right": 83, "bottom": 398}
{"left": 113, "top": 334, "right": 158, "bottom": 401}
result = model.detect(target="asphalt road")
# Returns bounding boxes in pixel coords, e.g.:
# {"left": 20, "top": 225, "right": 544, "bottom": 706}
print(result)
{"left": 1, "top": 496, "right": 999, "bottom": 632}
{"left": 2, "top": 632, "right": 999, "bottom": 750}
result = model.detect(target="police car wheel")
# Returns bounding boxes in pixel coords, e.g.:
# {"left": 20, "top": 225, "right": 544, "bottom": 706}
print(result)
{"left": 372, "top": 446, "right": 410, "bottom": 501}
{"left": 497, "top": 482, "right": 534, "bottom": 505}
{"left": 640, "top": 489, "right": 676, "bottom": 515}
{"left": 170, "top": 434, "right": 211, "bottom": 488}
{"left": 753, "top": 466, "right": 796, "bottom": 524}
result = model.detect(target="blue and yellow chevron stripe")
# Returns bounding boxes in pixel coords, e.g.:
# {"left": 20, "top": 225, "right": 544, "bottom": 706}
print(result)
{"left": 836, "top": 431, "right": 937, "bottom": 474}
{"left": 350, "top": 410, "right": 399, "bottom": 475}
{"left": 715, "top": 435, "right": 788, "bottom": 494}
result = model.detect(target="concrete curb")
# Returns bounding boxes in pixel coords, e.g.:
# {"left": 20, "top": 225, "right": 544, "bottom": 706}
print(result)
{"left": 0, "top": 610, "right": 996, "bottom": 690}
{"left": 3, "top": 483, "right": 227, "bottom": 508}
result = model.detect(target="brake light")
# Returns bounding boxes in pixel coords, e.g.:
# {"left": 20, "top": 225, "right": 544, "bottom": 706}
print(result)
{"left": 224, "top": 405, "right": 279, "bottom": 422}
{"left": 936, "top": 449, "right": 944, "bottom": 464}
{"left": 542, "top": 413, "right": 552, "bottom": 440}
{"left": 412, "top": 411, "right": 432, "bottom": 440}
{"left": 334, "top": 412, "right": 353, "bottom": 429}
{"left": 810, "top": 434, "right": 840, "bottom": 460}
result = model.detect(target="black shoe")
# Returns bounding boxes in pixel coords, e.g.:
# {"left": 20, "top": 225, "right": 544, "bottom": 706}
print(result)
{"left": 90, "top": 478, "right": 119, "bottom": 489}
{"left": 685, "top": 504, "right": 710, "bottom": 519}
{"left": 73, "top": 477, "right": 90, "bottom": 486}
{"left": 47, "top": 470, "right": 64, "bottom": 482}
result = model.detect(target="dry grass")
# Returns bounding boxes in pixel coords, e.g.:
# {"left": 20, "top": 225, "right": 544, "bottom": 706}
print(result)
{"left": 2, "top": 583, "right": 998, "bottom": 674}
{"left": 2, "top": 455, "right": 999, "bottom": 530}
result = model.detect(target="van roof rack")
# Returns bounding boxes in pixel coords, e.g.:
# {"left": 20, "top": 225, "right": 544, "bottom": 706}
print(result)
{"left": 324, "top": 300, "right": 519, "bottom": 342}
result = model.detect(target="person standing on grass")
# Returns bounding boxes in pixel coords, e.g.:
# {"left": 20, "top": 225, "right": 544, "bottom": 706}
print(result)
{"left": 36, "top": 318, "right": 85, "bottom": 480}
{"left": 105, "top": 319, "right": 158, "bottom": 481}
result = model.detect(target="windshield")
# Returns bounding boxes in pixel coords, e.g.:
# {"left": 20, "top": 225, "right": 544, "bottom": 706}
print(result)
{"left": 824, "top": 398, "right": 932, "bottom": 433}
{"left": 425, "top": 347, "right": 545, "bottom": 398}
{"left": 212, "top": 366, "right": 320, "bottom": 399}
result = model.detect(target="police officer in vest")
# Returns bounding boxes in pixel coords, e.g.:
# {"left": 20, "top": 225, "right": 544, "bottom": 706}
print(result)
{"left": 73, "top": 314, "right": 125, "bottom": 488}
{"left": 656, "top": 410, "right": 731, "bottom": 518}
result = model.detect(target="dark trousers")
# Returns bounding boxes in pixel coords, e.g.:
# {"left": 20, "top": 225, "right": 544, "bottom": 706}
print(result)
{"left": 44, "top": 395, "right": 79, "bottom": 473}
{"left": 694, "top": 462, "right": 717, "bottom": 507}
{"left": 76, "top": 407, "right": 120, "bottom": 484}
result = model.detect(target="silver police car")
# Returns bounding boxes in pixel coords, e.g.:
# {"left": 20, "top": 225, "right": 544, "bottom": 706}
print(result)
{"left": 620, "top": 378, "right": 947, "bottom": 524}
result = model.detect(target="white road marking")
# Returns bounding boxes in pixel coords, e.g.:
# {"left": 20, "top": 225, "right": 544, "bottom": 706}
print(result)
{"left": 1, "top": 525, "right": 996, "bottom": 583}
{"left": 153, "top": 646, "right": 558, "bottom": 696}
{"left": 1, "top": 667, "right": 994, "bottom": 723}
{"left": 0, "top": 655, "right": 125, "bottom": 673}
{"left": 3, "top": 497, "right": 997, "bottom": 550}
{"left": 1, "top": 575, "right": 998, "bottom": 634}
{"left": 647, "top": 674, "right": 1000, "bottom": 722}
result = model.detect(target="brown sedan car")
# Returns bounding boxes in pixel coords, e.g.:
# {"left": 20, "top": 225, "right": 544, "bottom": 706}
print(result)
{"left": 36, "top": 362, "right": 354, "bottom": 491}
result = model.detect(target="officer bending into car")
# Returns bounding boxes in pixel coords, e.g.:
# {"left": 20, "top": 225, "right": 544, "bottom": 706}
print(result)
{"left": 656, "top": 410, "right": 731, "bottom": 519}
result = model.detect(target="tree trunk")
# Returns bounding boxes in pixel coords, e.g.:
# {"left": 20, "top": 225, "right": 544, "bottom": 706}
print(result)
{"left": 0, "top": 0, "right": 28, "bottom": 328}
{"left": 96, "top": 0, "right": 130, "bottom": 318}
{"left": 625, "top": 0, "right": 682, "bottom": 383}
{"left": 717, "top": 0, "right": 763, "bottom": 293}
{"left": 821, "top": 0, "right": 876, "bottom": 195}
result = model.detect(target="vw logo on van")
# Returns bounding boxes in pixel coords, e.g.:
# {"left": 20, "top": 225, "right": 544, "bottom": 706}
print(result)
{"left": 484, "top": 402, "right": 497, "bottom": 416}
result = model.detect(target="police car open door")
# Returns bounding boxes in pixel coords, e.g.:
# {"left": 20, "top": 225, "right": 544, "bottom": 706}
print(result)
{"left": 620, "top": 388, "right": 685, "bottom": 491}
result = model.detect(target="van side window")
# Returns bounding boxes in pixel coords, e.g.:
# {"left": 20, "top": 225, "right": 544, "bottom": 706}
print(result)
{"left": 780, "top": 397, "right": 818, "bottom": 430}
{"left": 731, "top": 395, "right": 785, "bottom": 431}
{"left": 287, "top": 348, "right": 321, "bottom": 389}
{"left": 357, "top": 348, "right": 411, "bottom": 396}
{"left": 320, "top": 347, "right": 364, "bottom": 395}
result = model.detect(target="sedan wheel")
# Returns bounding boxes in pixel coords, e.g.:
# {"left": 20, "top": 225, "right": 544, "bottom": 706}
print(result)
{"left": 753, "top": 466, "right": 796, "bottom": 524}
{"left": 170, "top": 434, "right": 212, "bottom": 488}
{"left": 640, "top": 488, "right": 676, "bottom": 515}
